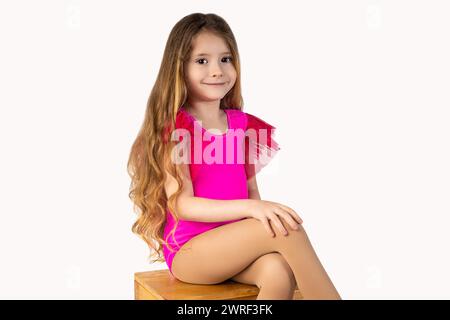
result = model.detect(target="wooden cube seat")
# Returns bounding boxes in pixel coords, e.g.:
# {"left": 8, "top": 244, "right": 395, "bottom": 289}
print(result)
{"left": 134, "top": 269, "right": 303, "bottom": 300}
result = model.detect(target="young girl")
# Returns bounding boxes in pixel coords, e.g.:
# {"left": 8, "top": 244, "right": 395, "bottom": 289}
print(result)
{"left": 127, "top": 13, "right": 341, "bottom": 300}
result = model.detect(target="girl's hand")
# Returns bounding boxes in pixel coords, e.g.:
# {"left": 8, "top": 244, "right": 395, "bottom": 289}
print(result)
{"left": 248, "top": 200, "right": 303, "bottom": 237}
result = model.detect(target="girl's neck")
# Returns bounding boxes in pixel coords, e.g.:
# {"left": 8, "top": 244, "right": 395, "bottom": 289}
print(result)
{"left": 183, "top": 102, "right": 222, "bottom": 120}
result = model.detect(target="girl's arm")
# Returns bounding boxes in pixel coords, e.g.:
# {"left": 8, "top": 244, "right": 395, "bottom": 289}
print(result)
{"left": 164, "top": 164, "right": 255, "bottom": 222}
{"left": 247, "top": 175, "right": 261, "bottom": 200}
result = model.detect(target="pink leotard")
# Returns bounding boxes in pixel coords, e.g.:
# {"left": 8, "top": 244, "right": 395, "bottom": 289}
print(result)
{"left": 162, "top": 106, "right": 279, "bottom": 276}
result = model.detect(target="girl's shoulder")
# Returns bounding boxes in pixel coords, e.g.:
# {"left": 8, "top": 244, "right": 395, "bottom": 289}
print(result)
{"left": 175, "top": 107, "right": 194, "bottom": 131}
{"left": 224, "top": 108, "right": 245, "bottom": 129}
{"left": 161, "top": 108, "right": 193, "bottom": 144}
{"left": 225, "top": 108, "right": 276, "bottom": 131}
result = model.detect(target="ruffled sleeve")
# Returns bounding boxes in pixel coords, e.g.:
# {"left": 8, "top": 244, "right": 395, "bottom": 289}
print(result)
{"left": 162, "top": 109, "right": 194, "bottom": 145}
{"left": 244, "top": 112, "right": 281, "bottom": 179}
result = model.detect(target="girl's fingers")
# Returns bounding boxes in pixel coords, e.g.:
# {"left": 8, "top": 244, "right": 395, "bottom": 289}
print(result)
{"left": 269, "top": 212, "right": 288, "bottom": 236}
{"left": 262, "top": 217, "right": 275, "bottom": 237}
{"left": 278, "top": 204, "right": 303, "bottom": 224}
{"left": 276, "top": 209, "right": 300, "bottom": 231}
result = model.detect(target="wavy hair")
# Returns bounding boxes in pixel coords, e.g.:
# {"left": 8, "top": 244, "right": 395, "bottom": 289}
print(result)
{"left": 127, "top": 13, "right": 244, "bottom": 265}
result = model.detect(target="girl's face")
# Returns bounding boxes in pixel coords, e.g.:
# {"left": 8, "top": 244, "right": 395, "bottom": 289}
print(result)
{"left": 184, "top": 31, "right": 237, "bottom": 105}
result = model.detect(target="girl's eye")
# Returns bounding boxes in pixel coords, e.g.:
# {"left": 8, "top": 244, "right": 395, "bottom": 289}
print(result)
{"left": 196, "top": 56, "right": 233, "bottom": 65}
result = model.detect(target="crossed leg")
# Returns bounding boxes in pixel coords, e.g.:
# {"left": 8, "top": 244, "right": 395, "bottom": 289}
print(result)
{"left": 230, "top": 252, "right": 298, "bottom": 300}
{"left": 171, "top": 217, "right": 341, "bottom": 300}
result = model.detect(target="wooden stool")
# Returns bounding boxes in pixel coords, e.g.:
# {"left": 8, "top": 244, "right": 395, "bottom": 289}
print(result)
{"left": 135, "top": 269, "right": 303, "bottom": 300}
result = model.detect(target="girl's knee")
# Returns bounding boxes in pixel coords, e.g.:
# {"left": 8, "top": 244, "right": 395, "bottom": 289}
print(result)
{"left": 257, "top": 254, "right": 296, "bottom": 290}
{"left": 259, "top": 272, "right": 296, "bottom": 292}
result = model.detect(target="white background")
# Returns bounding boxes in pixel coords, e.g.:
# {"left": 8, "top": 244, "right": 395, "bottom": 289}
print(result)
{"left": 0, "top": 0, "right": 449, "bottom": 299}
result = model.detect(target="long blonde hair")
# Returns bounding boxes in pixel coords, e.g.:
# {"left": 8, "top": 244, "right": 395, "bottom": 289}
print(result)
{"left": 127, "top": 13, "right": 244, "bottom": 265}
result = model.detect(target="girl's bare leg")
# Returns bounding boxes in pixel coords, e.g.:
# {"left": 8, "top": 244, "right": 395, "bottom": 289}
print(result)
{"left": 171, "top": 217, "right": 341, "bottom": 300}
